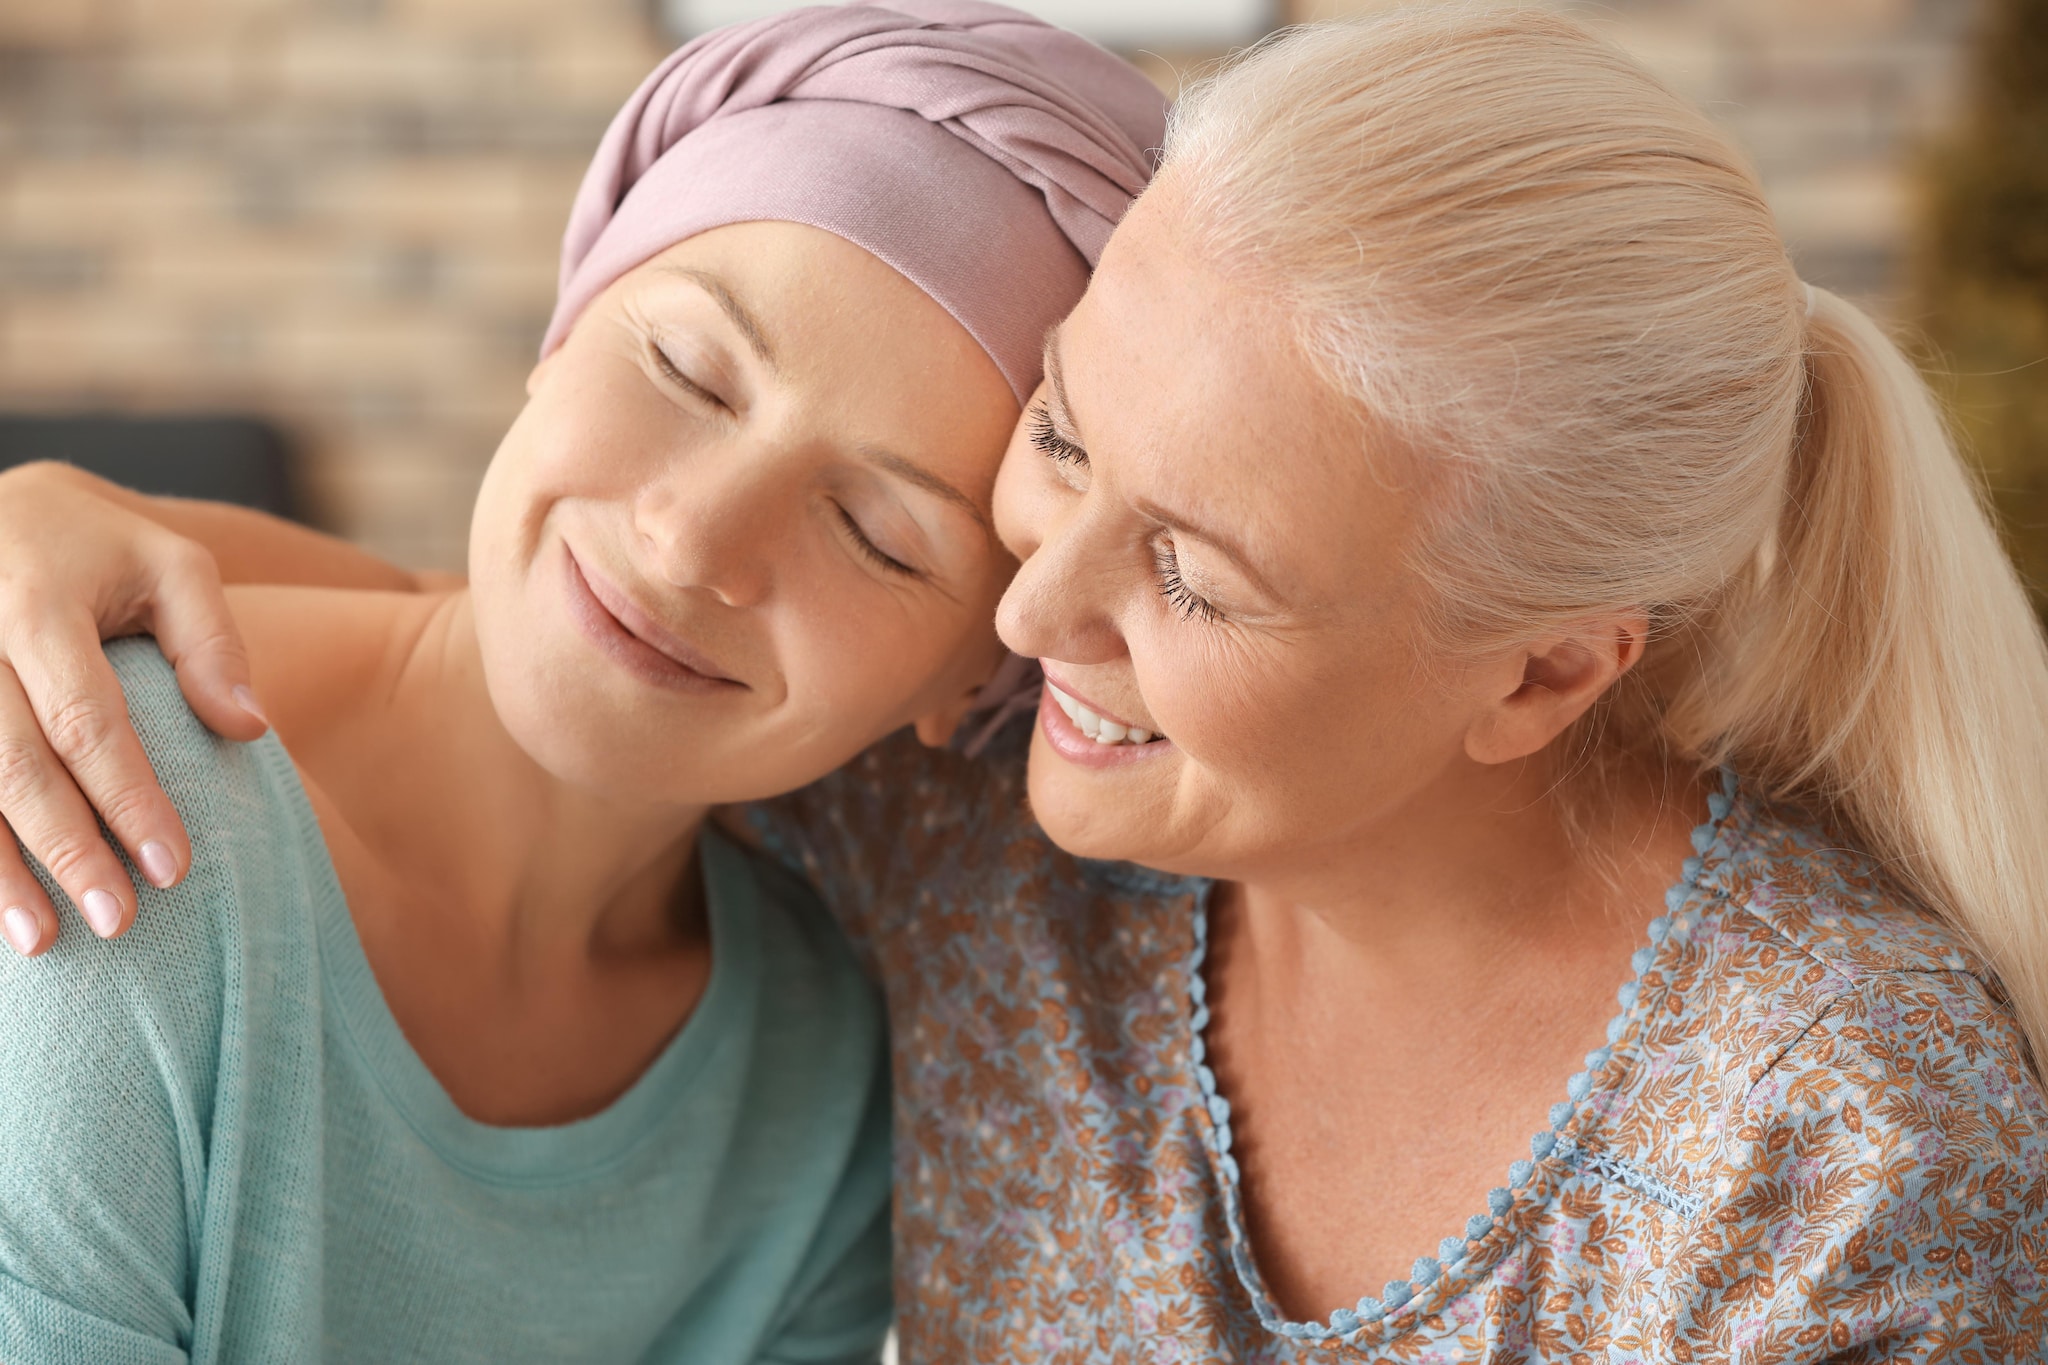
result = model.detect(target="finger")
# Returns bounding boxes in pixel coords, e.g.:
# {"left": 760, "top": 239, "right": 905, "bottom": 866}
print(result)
{"left": 147, "top": 539, "right": 269, "bottom": 743}
{"left": 4, "top": 611, "right": 190, "bottom": 893}
{"left": 0, "top": 816, "right": 60, "bottom": 957}
{"left": 0, "top": 660, "right": 142, "bottom": 938}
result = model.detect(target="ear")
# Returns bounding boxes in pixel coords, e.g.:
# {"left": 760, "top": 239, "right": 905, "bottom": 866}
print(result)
{"left": 1463, "top": 613, "right": 1649, "bottom": 766}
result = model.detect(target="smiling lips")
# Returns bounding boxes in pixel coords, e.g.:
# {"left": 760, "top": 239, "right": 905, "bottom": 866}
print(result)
{"left": 1035, "top": 680, "right": 1169, "bottom": 770}
{"left": 562, "top": 547, "right": 745, "bottom": 695}
{"left": 1044, "top": 679, "right": 1163, "bottom": 747}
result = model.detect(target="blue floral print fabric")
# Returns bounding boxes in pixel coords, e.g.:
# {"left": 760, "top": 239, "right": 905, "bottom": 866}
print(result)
{"left": 752, "top": 727, "right": 2048, "bottom": 1363}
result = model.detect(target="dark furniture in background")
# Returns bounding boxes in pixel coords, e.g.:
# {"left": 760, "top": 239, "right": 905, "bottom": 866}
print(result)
{"left": 0, "top": 416, "right": 301, "bottom": 521}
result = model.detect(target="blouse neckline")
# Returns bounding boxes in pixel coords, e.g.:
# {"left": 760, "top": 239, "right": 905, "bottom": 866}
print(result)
{"left": 1184, "top": 769, "right": 1740, "bottom": 1347}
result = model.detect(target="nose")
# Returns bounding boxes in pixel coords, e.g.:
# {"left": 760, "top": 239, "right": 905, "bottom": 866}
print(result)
{"left": 993, "top": 478, "right": 1127, "bottom": 667}
{"left": 633, "top": 444, "right": 787, "bottom": 608}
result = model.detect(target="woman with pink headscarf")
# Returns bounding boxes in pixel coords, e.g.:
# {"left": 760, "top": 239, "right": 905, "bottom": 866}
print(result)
{"left": 10, "top": 6, "right": 2047, "bottom": 1363}
{"left": 0, "top": 6, "right": 1160, "bottom": 1361}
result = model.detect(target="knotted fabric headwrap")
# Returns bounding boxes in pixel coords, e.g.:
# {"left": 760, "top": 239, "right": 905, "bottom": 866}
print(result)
{"left": 542, "top": 0, "right": 1168, "bottom": 403}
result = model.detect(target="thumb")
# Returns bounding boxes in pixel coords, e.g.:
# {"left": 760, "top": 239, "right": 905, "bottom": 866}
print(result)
{"left": 146, "top": 543, "right": 269, "bottom": 742}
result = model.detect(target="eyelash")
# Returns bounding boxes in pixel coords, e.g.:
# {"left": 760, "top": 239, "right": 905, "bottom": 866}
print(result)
{"left": 837, "top": 505, "right": 919, "bottom": 578}
{"left": 1028, "top": 403, "right": 1087, "bottom": 466}
{"left": 1029, "top": 406, "right": 1218, "bottom": 623}
{"left": 649, "top": 341, "right": 724, "bottom": 408}
{"left": 647, "top": 341, "right": 918, "bottom": 581}
{"left": 1153, "top": 543, "right": 1220, "bottom": 623}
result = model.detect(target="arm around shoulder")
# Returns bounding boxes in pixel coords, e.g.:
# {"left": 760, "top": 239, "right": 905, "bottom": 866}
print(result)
{"left": 6, "top": 461, "right": 422, "bottom": 593}
{"left": 0, "top": 460, "right": 422, "bottom": 957}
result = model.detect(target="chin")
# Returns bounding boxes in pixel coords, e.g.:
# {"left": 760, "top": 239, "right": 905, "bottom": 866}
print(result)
{"left": 475, "top": 639, "right": 676, "bottom": 799}
{"left": 1025, "top": 739, "right": 1164, "bottom": 866}
{"left": 493, "top": 670, "right": 859, "bottom": 809}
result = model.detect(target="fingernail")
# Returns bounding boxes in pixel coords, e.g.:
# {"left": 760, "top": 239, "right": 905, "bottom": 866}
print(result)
{"left": 233, "top": 685, "right": 270, "bottom": 728}
{"left": 81, "top": 889, "right": 122, "bottom": 937}
{"left": 3, "top": 907, "right": 38, "bottom": 956}
{"left": 139, "top": 840, "right": 178, "bottom": 889}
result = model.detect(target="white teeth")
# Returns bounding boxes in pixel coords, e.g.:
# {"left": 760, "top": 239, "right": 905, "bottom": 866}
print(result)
{"left": 1045, "top": 683, "right": 1164, "bottom": 748}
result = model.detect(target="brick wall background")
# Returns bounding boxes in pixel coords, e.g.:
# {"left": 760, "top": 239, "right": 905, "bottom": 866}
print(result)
{"left": 0, "top": 0, "right": 1986, "bottom": 570}
{"left": 0, "top": 0, "right": 668, "bottom": 568}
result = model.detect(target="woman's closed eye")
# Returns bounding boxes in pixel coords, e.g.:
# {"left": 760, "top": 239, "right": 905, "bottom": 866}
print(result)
{"left": 648, "top": 337, "right": 733, "bottom": 412}
{"left": 1027, "top": 401, "right": 1220, "bottom": 621}
{"left": 835, "top": 503, "right": 922, "bottom": 578}
{"left": 1153, "top": 541, "right": 1220, "bottom": 624}
{"left": 1029, "top": 403, "right": 1088, "bottom": 468}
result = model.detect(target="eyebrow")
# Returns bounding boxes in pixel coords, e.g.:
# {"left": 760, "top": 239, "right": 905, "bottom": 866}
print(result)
{"left": 1136, "top": 495, "right": 1280, "bottom": 599}
{"left": 861, "top": 445, "right": 992, "bottom": 534}
{"left": 660, "top": 266, "right": 776, "bottom": 369}
{"left": 657, "top": 265, "right": 985, "bottom": 539}
{"left": 1044, "top": 326, "right": 1281, "bottom": 599}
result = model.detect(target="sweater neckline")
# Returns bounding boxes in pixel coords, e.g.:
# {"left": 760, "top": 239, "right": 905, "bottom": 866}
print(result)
{"left": 1184, "top": 770, "right": 1739, "bottom": 1346}
{"left": 253, "top": 737, "right": 761, "bottom": 1185}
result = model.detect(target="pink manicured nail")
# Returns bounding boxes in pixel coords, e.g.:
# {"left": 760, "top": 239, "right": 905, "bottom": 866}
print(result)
{"left": 233, "top": 686, "right": 270, "bottom": 728}
{"left": 138, "top": 840, "right": 177, "bottom": 889}
{"left": 81, "top": 889, "right": 122, "bottom": 937}
{"left": 3, "top": 907, "right": 38, "bottom": 955}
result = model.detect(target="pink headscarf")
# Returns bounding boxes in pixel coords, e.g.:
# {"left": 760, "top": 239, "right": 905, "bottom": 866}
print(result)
{"left": 542, "top": 0, "right": 1167, "bottom": 403}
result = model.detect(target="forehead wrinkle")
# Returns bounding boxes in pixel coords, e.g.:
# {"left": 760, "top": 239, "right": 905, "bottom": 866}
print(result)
{"left": 660, "top": 265, "right": 777, "bottom": 371}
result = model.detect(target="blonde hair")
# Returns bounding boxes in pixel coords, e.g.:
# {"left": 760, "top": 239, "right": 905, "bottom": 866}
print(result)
{"left": 1163, "top": 7, "right": 2048, "bottom": 1064}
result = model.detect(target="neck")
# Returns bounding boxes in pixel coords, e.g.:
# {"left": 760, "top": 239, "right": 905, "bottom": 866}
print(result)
{"left": 315, "top": 591, "right": 711, "bottom": 963}
{"left": 1224, "top": 756, "right": 1700, "bottom": 982}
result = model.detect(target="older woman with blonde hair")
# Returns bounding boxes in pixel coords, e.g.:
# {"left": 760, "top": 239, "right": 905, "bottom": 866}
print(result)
{"left": 1, "top": 6, "right": 2043, "bottom": 1361}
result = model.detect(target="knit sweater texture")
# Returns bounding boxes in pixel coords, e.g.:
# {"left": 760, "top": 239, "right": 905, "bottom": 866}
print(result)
{"left": 0, "top": 639, "right": 893, "bottom": 1365}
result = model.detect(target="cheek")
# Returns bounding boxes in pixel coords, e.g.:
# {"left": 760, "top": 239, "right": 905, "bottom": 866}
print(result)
{"left": 776, "top": 571, "right": 995, "bottom": 728}
{"left": 467, "top": 433, "right": 550, "bottom": 612}
{"left": 470, "top": 389, "right": 633, "bottom": 573}
{"left": 1144, "top": 628, "right": 1330, "bottom": 779}
{"left": 1143, "top": 620, "right": 1466, "bottom": 824}
{"left": 514, "top": 347, "right": 680, "bottom": 508}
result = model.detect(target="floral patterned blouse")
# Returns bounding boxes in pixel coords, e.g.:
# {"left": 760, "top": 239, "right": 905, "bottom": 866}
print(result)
{"left": 753, "top": 727, "right": 2048, "bottom": 1363}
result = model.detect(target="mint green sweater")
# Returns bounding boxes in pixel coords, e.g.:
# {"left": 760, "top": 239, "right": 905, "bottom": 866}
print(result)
{"left": 0, "top": 640, "right": 893, "bottom": 1364}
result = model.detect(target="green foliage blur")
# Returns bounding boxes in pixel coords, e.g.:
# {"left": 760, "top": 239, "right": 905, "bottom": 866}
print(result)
{"left": 1918, "top": 0, "right": 2048, "bottom": 615}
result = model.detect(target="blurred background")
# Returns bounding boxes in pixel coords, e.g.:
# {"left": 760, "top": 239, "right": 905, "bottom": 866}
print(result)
{"left": 0, "top": 0, "right": 2040, "bottom": 598}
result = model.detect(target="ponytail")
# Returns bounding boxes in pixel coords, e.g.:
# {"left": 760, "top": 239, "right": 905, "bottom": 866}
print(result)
{"left": 1674, "top": 288, "right": 2048, "bottom": 1067}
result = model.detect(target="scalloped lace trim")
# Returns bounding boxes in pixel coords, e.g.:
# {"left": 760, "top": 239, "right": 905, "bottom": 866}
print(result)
{"left": 1186, "top": 770, "right": 1738, "bottom": 1345}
